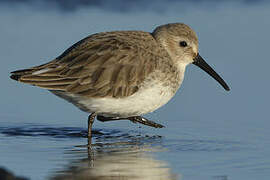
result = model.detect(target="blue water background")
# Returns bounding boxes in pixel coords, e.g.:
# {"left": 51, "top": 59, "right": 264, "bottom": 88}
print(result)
{"left": 0, "top": 1, "right": 270, "bottom": 179}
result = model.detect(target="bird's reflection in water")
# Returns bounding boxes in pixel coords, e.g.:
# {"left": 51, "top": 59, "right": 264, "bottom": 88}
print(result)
{"left": 51, "top": 133, "right": 178, "bottom": 180}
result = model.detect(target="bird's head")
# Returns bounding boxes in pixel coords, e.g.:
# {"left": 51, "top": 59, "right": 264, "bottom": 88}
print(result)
{"left": 152, "top": 23, "right": 230, "bottom": 91}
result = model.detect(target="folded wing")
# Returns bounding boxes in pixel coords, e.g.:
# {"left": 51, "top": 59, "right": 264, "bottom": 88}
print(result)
{"left": 10, "top": 32, "right": 158, "bottom": 98}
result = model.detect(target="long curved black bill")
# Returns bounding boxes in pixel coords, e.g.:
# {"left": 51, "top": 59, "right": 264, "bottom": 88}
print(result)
{"left": 193, "top": 53, "right": 230, "bottom": 91}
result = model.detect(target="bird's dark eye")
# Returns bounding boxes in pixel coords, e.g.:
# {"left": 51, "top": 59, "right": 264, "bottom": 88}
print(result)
{"left": 179, "top": 41, "right": 187, "bottom": 47}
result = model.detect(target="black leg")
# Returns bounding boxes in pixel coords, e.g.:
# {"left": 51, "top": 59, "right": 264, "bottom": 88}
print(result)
{"left": 97, "top": 115, "right": 124, "bottom": 122}
{"left": 87, "top": 142, "right": 94, "bottom": 167}
{"left": 97, "top": 115, "right": 164, "bottom": 128}
{"left": 88, "top": 112, "right": 97, "bottom": 144}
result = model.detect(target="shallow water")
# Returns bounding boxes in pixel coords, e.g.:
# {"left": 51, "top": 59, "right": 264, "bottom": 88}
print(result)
{"left": 1, "top": 0, "right": 270, "bottom": 180}
{"left": 1, "top": 119, "right": 269, "bottom": 180}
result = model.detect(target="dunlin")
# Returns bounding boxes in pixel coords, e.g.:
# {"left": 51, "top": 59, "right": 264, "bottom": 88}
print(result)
{"left": 10, "top": 23, "right": 230, "bottom": 141}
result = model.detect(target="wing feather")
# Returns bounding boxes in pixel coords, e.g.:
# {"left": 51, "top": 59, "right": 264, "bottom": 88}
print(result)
{"left": 11, "top": 31, "right": 161, "bottom": 98}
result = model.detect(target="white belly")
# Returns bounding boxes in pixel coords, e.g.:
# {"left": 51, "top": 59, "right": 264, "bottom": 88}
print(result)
{"left": 51, "top": 80, "right": 178, "bottom": 117}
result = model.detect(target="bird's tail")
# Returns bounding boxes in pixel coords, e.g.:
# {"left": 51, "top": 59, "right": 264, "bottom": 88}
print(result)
{"left": 10, "top": 60, "right": 52, "bottom": 82}
{"left": 10, "top": 60, "right": 77, "bottom": 91}
{"left": 10, "top": 68, "right": 36, "bottom": 81}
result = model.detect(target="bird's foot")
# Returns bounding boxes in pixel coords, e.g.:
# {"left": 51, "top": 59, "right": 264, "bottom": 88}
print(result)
{"left": 128, "top": 116, "right": 165, "bottom": 128}
{"left": 97, "top": 115, "right": 164, "bottom": 128}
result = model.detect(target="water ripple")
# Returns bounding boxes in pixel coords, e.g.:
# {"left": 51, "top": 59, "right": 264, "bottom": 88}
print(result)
{"left": 165, "top": 138, "right": 246, "bottom": 152}
{"left": 0, "top": 124, "right": 162, "bottom": 145}
{"left": 0, "top": 125, "right": 98, "bottom": 138}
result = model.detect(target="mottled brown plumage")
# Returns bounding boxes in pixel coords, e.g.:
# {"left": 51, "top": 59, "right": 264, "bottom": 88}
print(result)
{"left": 11, "top": 30, "right": 176, "bottom": 98}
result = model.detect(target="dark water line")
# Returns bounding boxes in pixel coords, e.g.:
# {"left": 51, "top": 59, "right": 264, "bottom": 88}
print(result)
{"left": 0, "top": 0, "right": 267, "bottom": 13}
